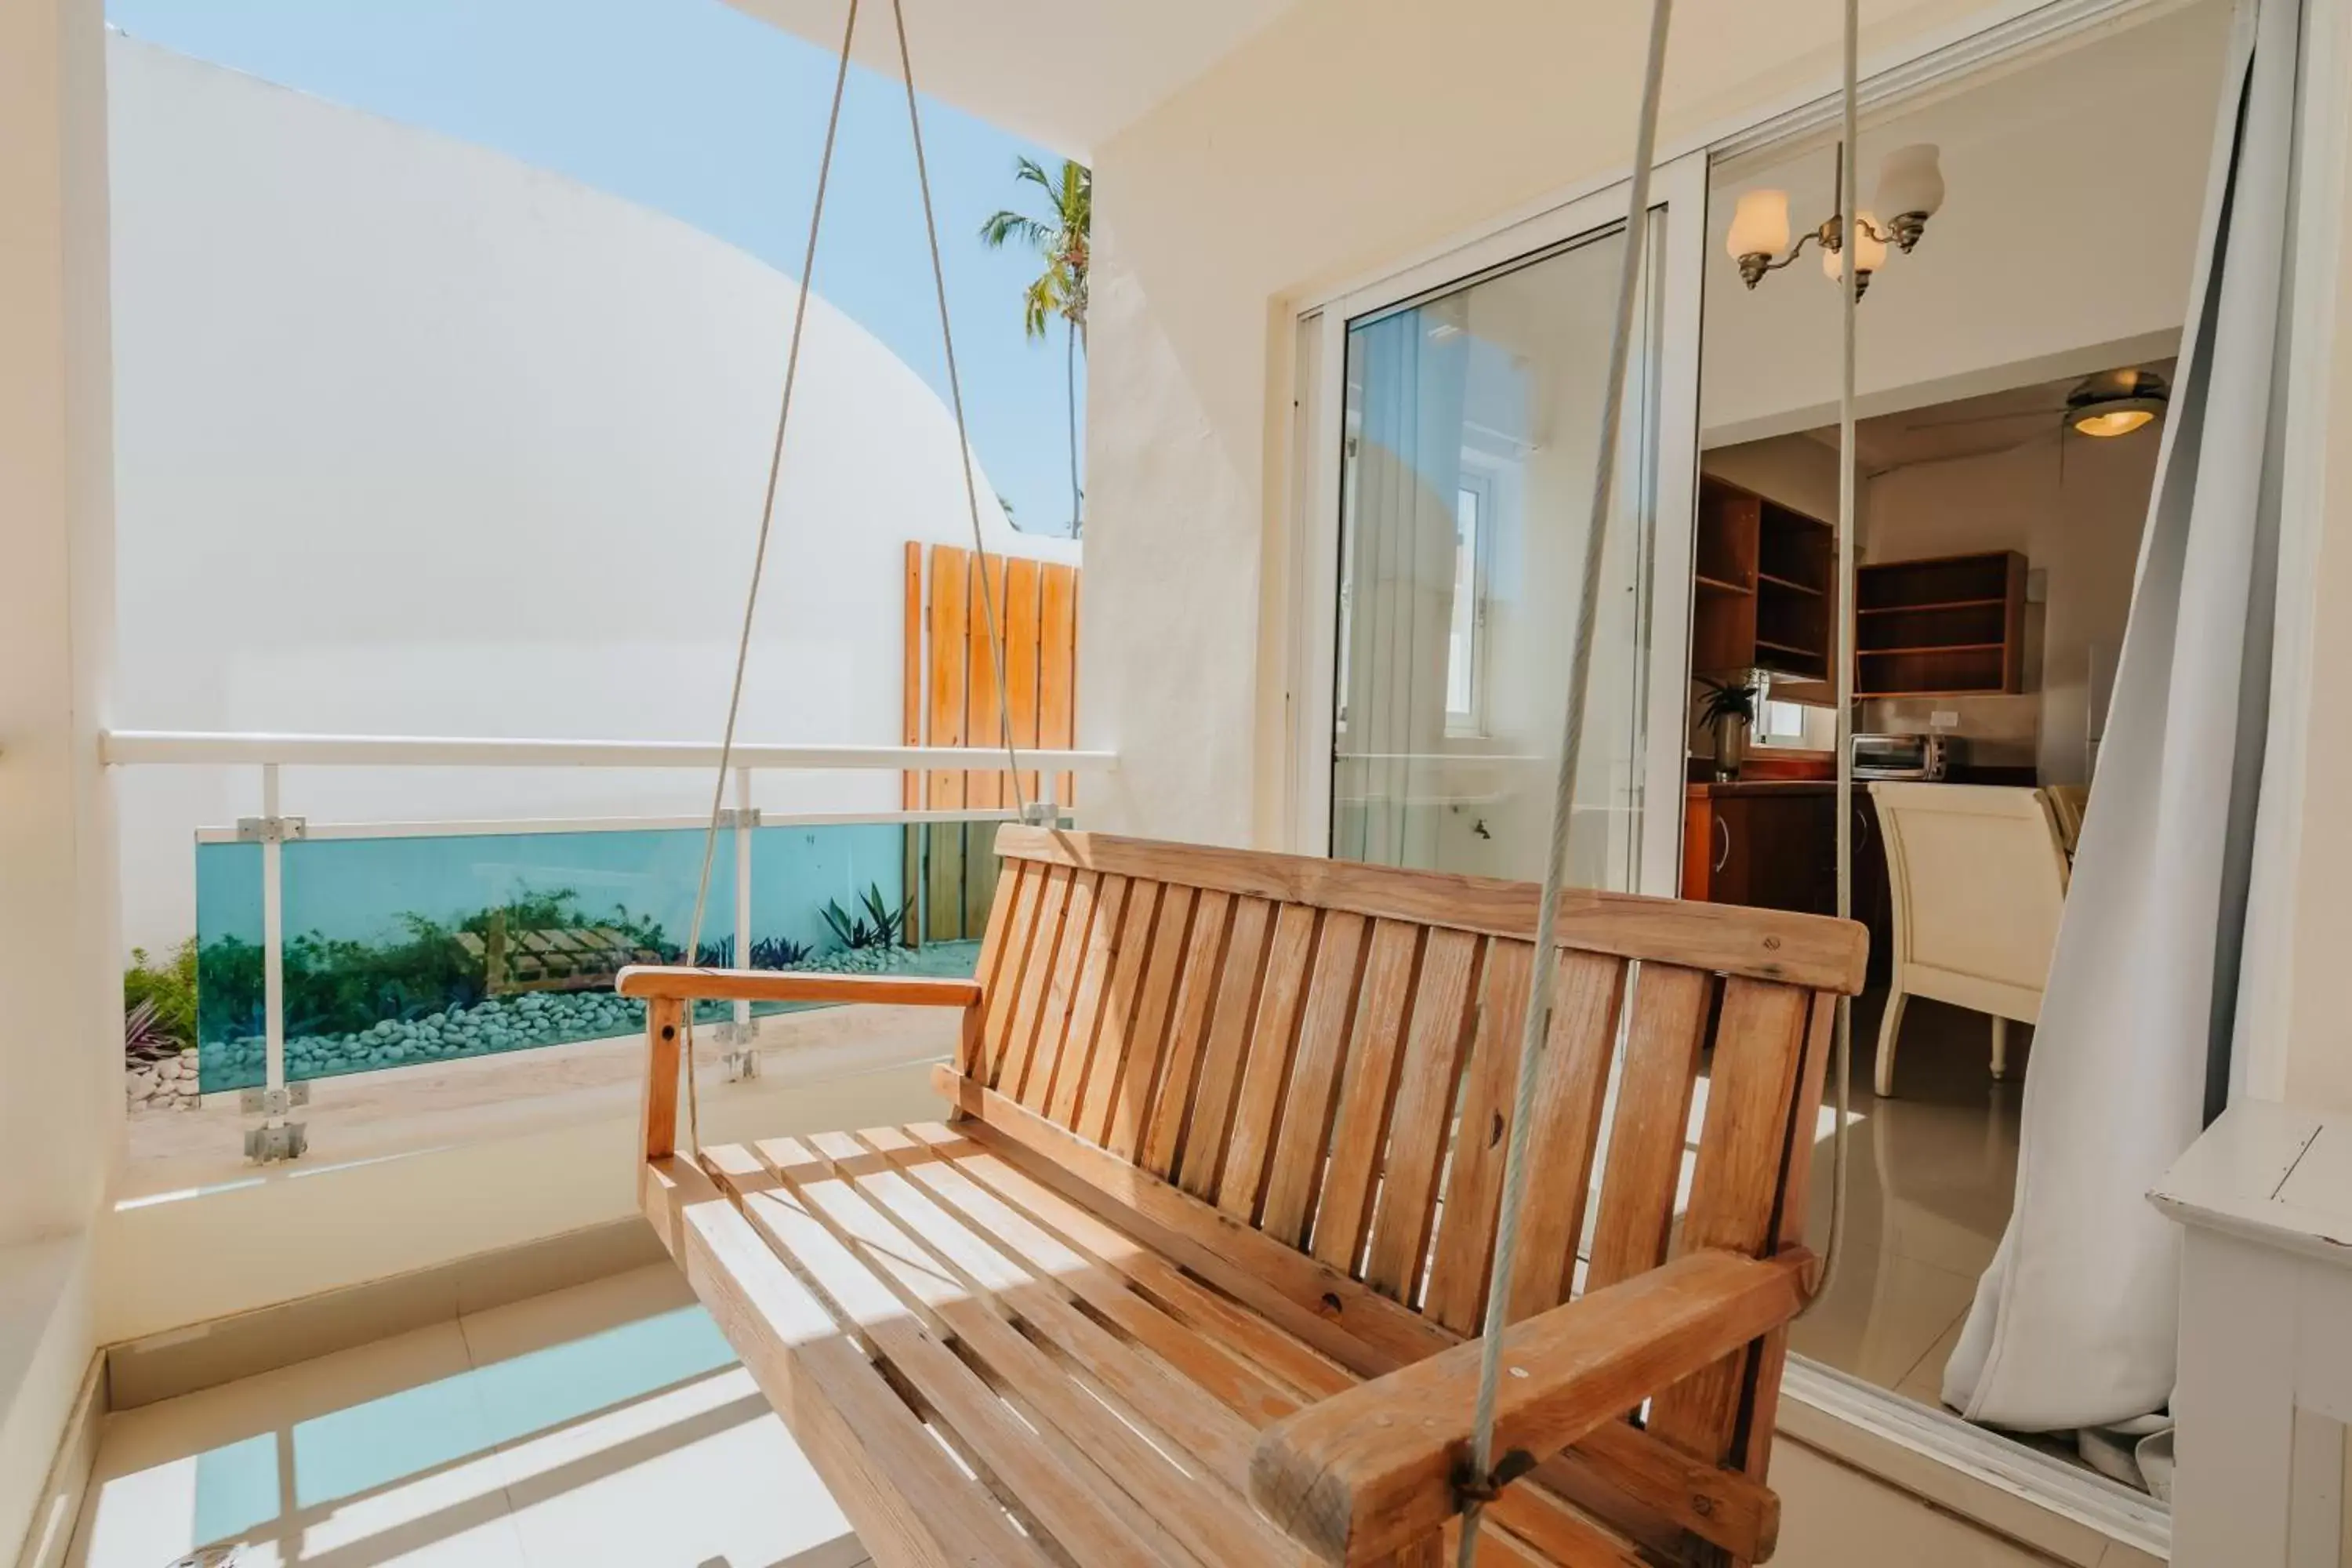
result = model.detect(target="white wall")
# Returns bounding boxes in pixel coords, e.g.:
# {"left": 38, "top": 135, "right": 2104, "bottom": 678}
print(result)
{"left": 106, "top": 38, "right": 1077, "bottom": 953}
{"left": 1701, "top": 433, "right": 1844, "bottom": 523}
{"left": 1082, "top": 0, "right": 2220, "bottom": 853}
{"left": 1, "top": 0, "right": 114, "bottom": 1555}
{"left": 1859, "top": 427, "right": 2158, "bottom": 781}
{"left": 94, "top": 1036, "right": 946, "bottom": 1344}
{"left": 1700, "top": 0, "right": 2226, "bottom": 444}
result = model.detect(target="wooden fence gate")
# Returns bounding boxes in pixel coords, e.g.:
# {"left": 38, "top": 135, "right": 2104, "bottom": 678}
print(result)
{"left": 902, "top": 543, "right": 1079, "bottom": 943}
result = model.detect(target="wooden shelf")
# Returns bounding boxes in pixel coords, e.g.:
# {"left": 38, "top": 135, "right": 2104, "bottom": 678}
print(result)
{"left": 1859, "top": 642, "right": 2005, "bottom": 657}
{"left": 1693, "top": 474, "right": 1835, "bottom": 687}
{"left": 1857, "top": 597, "right": 2004, "bottom": 615}
{"left": 1851, "top": 551, "right": 2027, "bottom": 697}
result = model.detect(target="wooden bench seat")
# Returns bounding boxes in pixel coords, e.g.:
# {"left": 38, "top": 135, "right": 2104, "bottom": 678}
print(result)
{"left": 626, "top": 828, "right": 1867, "bottom": 1566}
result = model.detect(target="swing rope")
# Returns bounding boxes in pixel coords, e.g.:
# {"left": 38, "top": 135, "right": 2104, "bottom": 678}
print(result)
{"left": 1814, "top": 0, "right": 1864, "bottom": 1321}
{"left": 1457, "top": 0, "right": 1860, "bottom": 1548}
{"left": 665, "top": 0, "right": 1857, "bottom": 1546}
{"left": 1454, "top": 0, "right": 1673, "bottom": 1554}
{"left": 678, "top": 0, "right": 1028, "bottom": 1155}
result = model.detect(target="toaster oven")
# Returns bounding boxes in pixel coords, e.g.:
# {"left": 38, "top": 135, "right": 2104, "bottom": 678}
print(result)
{"left": 1852, "top": 732, "right": 1955, "bottom": 781}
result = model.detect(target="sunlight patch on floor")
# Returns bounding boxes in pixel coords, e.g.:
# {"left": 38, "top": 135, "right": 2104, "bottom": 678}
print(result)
{"left": 69, "top": 1269, "right": 866, "bottom": 1568}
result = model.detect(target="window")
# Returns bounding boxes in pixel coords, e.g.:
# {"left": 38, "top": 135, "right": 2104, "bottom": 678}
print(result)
{"left": 1446, "top": 481, "right": 1487, "bottom": 731}
{"left": 1753, "top": 673, "right": 1828, "bottom": 748}
{"left": 1328, "top": 220, "right": 1661, "bottom": 884}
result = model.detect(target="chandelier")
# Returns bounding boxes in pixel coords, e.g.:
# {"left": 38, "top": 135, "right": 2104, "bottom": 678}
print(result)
{"left": 1726, "top": 143, "right": 1946, "bottom": 299}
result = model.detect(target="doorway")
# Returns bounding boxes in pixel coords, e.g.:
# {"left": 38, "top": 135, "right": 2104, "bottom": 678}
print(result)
{"left": 1686, "top": 0, "right": 2227, "bottom": 1488}
{"left": 1294, "top": 161, "right": 1705, "bottom": 896}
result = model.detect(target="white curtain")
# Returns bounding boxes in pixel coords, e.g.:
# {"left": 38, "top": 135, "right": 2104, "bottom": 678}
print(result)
{"left": 1943, "top": 0, "right": 2310, "bottom": 1431}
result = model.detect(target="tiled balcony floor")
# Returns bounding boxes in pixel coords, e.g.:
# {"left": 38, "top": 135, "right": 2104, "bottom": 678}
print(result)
{"left": 67, "top": 1265, "right": 869, "bottom": 1568}
{"left": 67, "top": 989, "right": 2104, "bottom": 1568}
{"left": 64, "top": 1250, "right": 2137, "bottom": 1568}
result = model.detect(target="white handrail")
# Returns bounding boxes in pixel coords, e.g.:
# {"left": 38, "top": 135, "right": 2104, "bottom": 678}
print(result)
{"left": 187, "top": 806, "right": 1036, "bottom": 844}
{"left": 101, "top": 730, "right": 1117, "bottom": 771}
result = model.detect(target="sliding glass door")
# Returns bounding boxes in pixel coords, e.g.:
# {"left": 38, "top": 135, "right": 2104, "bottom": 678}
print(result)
{"left": 1305, "top": 164, "right": 1700, "bottom": 895}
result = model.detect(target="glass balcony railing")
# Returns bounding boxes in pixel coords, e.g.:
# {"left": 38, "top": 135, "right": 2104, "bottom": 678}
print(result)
{"left": 192, "top": 815, "right": 1021, "bottom": 1094}
{"left": 104, "top": 731, "right": 1114, "bottom": 1162}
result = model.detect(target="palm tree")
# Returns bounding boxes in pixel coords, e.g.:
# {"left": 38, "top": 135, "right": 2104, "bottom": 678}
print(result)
{"left": 979, "top": 158, "right": 1090, "bottom": 538}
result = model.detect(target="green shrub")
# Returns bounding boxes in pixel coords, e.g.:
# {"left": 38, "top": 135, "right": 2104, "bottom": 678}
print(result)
{"left": 124, "top": 938, "right": 198, "bottom": 1047}
{"left": 191, "top": 888, "right": 686, "bottom": 1044}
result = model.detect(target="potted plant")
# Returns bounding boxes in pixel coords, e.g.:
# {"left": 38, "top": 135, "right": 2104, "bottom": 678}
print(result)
{"left": 1699, "top": 676, "right": 1759, "bottom": 782}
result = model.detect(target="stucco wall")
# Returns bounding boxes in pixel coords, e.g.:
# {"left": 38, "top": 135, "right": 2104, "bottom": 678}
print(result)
{"left": 1700, "top": 0, "right": 2223, "bottom": 444}
{"left": 2, "top": 0, "right": 114, "bottom": 1556}
{"left": 106, "top": 38, "right": 1077, "bottom": 953}
{"left": 1862, "top": 430, "right": 2159, "bottom": 781}
{"left": 1081, "top": 0, "right": 2125, "bottom": 851}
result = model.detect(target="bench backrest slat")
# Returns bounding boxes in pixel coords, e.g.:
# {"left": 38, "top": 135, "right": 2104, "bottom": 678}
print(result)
{"left": 1173, "top": 894, "right": 1279, "bottom": 1200}
{"left": 1359, "top": 927, "right": 1483, "bottom": 1299}
{"left": 1300, "top": 917, "right": 1421, "bottom": 1267}
{"left": 964, "top": 826, "right": 1860, "bottom": 1471}
{"left": 1135, "top": 887, "right": 1232, "bottom": 1174}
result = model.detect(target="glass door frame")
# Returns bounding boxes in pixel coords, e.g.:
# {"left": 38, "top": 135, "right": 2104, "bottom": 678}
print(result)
{"left": 1285, "top": 153, "right": 1707, "bottom": 897}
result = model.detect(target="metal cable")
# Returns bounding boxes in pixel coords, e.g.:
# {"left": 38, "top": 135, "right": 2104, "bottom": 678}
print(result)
{"left": 890, "top": 0, "right": 1031, "bottom": 817}
{"left": 678, "top": 0, "right": 861, "bottom": 1156}
{"left": 1805, "top": 0, "right": 1864, "bottom": 1319}
{"left": 1456, "top": 1, "right": 1674, "bottom": 1559}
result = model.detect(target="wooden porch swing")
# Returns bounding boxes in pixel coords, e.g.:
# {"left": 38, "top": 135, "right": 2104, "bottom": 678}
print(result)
{"left": 625, "top": 832, "right": 1864, "bottom": 1566}
{"left": 623, "top": 0, "right": 1878, "bottom": 1556}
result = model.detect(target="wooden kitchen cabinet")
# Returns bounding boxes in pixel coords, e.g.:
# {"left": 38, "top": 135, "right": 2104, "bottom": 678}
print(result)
{"left": 1682, "top": 783, "right": 1836, "bottom": 914}
{"left": 1692, "top": 476, "right": 1835, "bottom": 683}
{"left": 1856, "top": 550, "right": 2027, "bottom": 696}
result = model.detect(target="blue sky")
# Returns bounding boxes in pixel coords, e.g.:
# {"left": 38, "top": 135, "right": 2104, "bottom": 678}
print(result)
{"left": 105, "top": 0, "right": 1085, "bottom": 536}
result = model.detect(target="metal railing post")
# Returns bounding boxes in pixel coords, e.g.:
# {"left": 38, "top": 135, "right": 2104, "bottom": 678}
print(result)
{"left": 244, "top": 761, "right": 307, "bottom": 1161}
{"left": 733, "top": 768, "right": 753, "bottom": 1033}
{"left": 263, "top": 762, "right": 284, "bottom": 1097}
{"left": 723, "top": 766, "right": 761, "bottom": 1081}
{"left": 1024, "top": 774, "right": 1059, "bottom": 826}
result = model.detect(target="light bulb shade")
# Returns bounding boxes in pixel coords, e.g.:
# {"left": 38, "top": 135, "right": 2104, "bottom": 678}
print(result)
{"left": 1823, "top": 211, "right": 1889, "bottom": 278}
{"left": 1875, "top": 143, "right": 1945, "bottom": 220}
{"left": 2066, "top": 369, "right": 2169, "bottom": 437}
{"left": 2073, "top": 407, "right": 2158, "bottom": 437}
{"left": 1853, "top": 209, "right": 1889, "bottom": 271}
{"left": 1726, "top": 188, "right": 1791, "bottom": 260}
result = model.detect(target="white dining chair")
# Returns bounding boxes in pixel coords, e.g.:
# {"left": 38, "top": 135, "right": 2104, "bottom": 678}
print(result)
{"left": 1869, "top": 782, "right": 2071, "bottom": 1097}
{"left": 2042, "top": 782, "right": 2089, "bottom": 859}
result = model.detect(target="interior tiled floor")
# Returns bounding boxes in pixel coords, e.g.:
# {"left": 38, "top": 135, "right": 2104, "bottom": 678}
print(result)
{"left": 1788, "top": 986, "right": 2024, "bottom": 1410}
{"left": 68, "top": 1265, "right": 870, "bottom": 1568}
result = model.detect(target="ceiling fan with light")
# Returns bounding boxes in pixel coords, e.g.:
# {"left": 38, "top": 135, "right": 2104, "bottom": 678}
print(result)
{"left": 1901, "top": 368, "right": 2172, "bottom": 441}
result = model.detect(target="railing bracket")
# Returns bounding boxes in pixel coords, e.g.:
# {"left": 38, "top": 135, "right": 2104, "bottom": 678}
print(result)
{"left": 715, "top": 807, "right": 763, "bottom": 830}
{"left": 722, "top": 1046, "right": 763, "bottom": 1082}
{"left": 239, "top": 1083, "right": 310, "bottom": 1115}
{"left": 245, "top": 1120, "right": 308, "bottom": 1163}
{"left": 236, "top": 815, "right": 308, "bottom": 844}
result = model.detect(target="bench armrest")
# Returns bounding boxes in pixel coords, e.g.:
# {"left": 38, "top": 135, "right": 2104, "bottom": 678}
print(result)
{"left": 616, "top": 965, "right": 982, "bottom": 1008}
{"left": 1248, "top": 1248, "right": 1811, "bottom": 1565}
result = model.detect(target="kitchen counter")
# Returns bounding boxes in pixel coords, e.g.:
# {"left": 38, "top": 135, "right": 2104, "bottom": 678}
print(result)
{"left": 1686, "top": 779, "right": 1837, "bottom": 798}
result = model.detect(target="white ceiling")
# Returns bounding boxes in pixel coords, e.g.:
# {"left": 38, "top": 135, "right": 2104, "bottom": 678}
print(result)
{"left": 724, "top": 0, "right": 1304, "bottom": 159}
